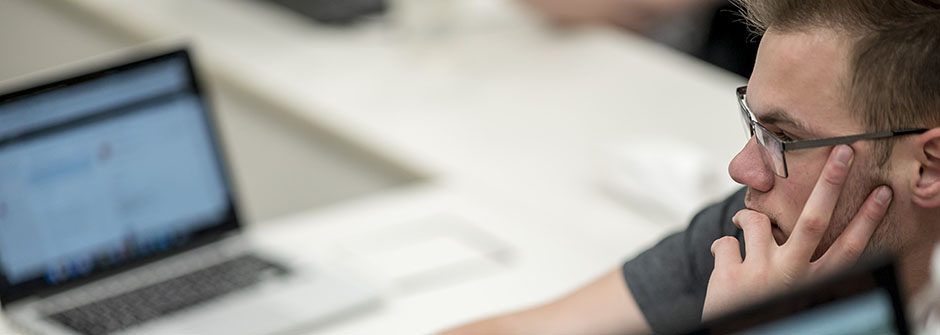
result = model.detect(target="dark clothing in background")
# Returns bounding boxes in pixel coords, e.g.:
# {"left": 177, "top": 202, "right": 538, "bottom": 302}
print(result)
{"left": 694, "top": 3, "right": 761, "bottom": 78}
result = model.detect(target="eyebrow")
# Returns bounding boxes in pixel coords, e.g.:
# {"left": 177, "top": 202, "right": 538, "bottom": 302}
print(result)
{"left": 755, "top": 109, "right": 818, "bottom": 137}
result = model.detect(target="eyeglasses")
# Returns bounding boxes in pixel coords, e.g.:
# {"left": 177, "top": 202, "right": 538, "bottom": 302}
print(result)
{"left": 736, "top": 86, "right": 928, "bottom": 178}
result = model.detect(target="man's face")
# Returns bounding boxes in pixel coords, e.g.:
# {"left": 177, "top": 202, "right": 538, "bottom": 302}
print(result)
{"left": 728, "top": 28, "right": 905, "bottom": 259}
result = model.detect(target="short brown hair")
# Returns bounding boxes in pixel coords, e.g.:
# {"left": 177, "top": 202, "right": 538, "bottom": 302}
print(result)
{"left": 734, "top": 0, "right": 940, "bottom": 164}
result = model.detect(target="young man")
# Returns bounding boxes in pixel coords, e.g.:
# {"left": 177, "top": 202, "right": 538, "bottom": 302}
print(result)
{"left": 446, "top": 0, "right": 940, "bottom": 333}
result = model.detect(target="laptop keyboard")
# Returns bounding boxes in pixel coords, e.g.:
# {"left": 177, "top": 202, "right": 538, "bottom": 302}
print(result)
{"left": 47, "top": 254, "right": 288, "bottom": 335}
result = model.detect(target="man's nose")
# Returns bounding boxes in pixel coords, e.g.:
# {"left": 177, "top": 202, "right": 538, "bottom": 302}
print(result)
{"left": 728, "top": 136, "right": 774, "bottom": 192}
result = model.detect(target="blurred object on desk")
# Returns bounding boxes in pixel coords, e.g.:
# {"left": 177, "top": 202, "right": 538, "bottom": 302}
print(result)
{"left": 334, "top": 214, "right": 513, "bottom": 294}
{"left": 600, "top": 137, "right": 739, "bottom": 226}
{"left": 262, "top": 0, "right": 387, "bottom": 25}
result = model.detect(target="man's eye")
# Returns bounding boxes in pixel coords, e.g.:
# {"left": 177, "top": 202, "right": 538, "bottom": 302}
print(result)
{"left": 775, "top": 132, "right": 794, "bottom": 141}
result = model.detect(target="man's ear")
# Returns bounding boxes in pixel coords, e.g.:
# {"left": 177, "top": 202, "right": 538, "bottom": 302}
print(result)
{"left": 913, "top": 128, "right": 940, "bottom": 208}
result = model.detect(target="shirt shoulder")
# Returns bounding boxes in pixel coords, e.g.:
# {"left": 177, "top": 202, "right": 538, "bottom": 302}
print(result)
{"left": 621, "top": 187, "right": 746, "bottom": 334}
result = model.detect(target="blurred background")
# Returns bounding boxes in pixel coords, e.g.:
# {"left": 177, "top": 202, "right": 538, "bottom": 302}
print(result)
{"left": 0, "top": 0, "right": 754, "bottom": 224}
{"left": 0, "top": 0, "right": 753, "bottom": 333}
{"left": 0, "top": 0, "right": 428, "bottom": 224}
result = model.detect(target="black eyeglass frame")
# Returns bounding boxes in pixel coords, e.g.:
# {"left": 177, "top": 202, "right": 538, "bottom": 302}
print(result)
{"left": 736, "top": 86, "right": 928, "bottom": 178}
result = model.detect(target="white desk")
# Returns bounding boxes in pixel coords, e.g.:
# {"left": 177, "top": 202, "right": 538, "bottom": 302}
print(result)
{"left": 1, "top": 0, "right": 746, "bottom": 333}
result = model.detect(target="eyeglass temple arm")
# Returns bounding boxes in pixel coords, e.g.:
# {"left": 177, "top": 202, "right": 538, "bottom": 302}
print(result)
{"left": 783, "top": 129, "right": 929, "bottom": 150}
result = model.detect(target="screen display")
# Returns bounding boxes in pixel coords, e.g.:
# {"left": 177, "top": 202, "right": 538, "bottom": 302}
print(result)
{"left": 743, "top": 289, "right": 897, "bottom": 335}
{"left": 0, "top": 52, "right": 234, "bottom": 292}
{"left": 692, "top": 258, "right": 908, "bottom": 335}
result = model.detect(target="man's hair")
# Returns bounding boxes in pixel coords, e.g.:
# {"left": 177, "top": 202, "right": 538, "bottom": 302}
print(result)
{"left": 733, "top": 0, "right": 940, "bottom": 165}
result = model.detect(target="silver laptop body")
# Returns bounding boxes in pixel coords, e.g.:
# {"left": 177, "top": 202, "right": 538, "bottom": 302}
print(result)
{"left": 0, "top": 49, "right": 374, "bottom": 335}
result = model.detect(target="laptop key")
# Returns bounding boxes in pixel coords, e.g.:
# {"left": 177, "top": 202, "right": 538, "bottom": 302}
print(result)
{"left": 47, "top": 255, "right": 288, "bottom": 335}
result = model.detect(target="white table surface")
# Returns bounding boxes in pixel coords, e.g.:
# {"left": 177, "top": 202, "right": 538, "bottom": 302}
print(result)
{"left": 2, "top": 0, "right": 747, "bottom": 333}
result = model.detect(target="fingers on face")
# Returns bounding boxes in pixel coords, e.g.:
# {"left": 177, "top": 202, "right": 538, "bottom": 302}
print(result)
{"left": 711, "top": 236, "right": 743, "bottom": 269}
{"left": 787, "top": 145, "right": 854, "bottom": 262}
{"left": 733, "top": 210, "right": 773, "bottom": 260}
{"left": 818, "top": 185, "right": 892, "bottom": 268}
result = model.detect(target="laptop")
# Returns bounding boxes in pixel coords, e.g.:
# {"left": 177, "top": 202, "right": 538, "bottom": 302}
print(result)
{"left": 689, "top": 256, "right": 909, "bottom": 334}
{"left": 0, "top": 49, "right": 376, "bottom": 335}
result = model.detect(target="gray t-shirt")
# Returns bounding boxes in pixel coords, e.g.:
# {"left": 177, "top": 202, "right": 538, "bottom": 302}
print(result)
{"left": 622, "top": 187, "right": 746, "bottom": 334}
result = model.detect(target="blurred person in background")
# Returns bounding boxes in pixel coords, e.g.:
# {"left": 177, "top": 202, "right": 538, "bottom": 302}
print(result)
{"left": 445, "top": 0, "right": 940, "bottom": 333}
{"left": 519, "top": 0, "right": 759, "bottom": 77}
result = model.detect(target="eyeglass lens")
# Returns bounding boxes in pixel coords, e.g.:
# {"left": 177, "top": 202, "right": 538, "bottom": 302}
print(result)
{"left": 739, "top": 100, "right": 788, "bottom": 177}
{"left": 752, "top": 124, "right": 788, "bottom": 177}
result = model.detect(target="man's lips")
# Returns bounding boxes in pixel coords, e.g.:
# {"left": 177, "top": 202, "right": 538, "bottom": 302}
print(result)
{"left": 771, "top": 223, "right": 787, "bottom": 245}
{"left": 744, "top": 200, "right": 788, "bottom": 245}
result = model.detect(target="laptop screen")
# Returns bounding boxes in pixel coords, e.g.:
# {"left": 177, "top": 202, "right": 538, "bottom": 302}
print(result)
{"left": 0, "top": 50, "right": 240, "bottom": 304}
{"left": 743, "top": 288, "right": 897, "bottom": 334}
{"left": 690, "top": 257, "right": 909, "bottom": 334}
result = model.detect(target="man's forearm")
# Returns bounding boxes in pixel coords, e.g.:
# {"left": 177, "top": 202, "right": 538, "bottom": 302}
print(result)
{"left": 442, "top": 268, "right": 650, "bottom": 334}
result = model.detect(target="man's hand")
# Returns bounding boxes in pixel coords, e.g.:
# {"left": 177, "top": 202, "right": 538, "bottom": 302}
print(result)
{"left": 702, "top": 145, "right": 894, "bottom": 321}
